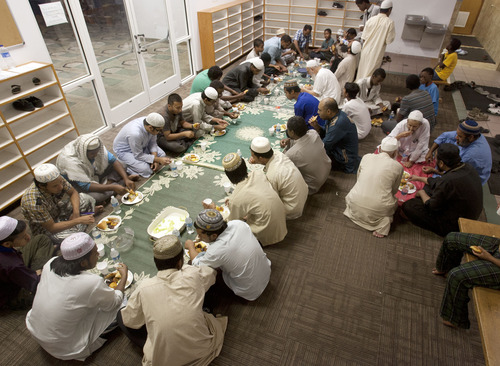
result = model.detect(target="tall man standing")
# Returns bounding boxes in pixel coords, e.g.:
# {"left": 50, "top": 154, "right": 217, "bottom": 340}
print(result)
{"left": 356, "top": 0, "right": 395, "bottom": 80}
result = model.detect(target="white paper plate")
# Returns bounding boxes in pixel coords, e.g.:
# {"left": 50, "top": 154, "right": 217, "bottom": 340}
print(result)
{"left": 398, "top": 182, "right": 416, "bottom": 194}
{"left": 122, "top": 191, "right": 143, "bottom": 205}
{"left": 183, "top": 153, "right": 200, "bottom": 163}
{"left": 212, "top": 129, "right": 226, "bottom": 137}
{"left": 97, "top": 215, "right": 122, "bottom": 231}
{"left": 104, "top": 270, "right": 133, "bottom": 289}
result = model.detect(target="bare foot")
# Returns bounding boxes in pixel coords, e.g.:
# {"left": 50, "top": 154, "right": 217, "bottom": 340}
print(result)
{"left": 373, "top": 231, "right": 385, "bottom": 238}
{"left": 432, "top": 268, "right": 446, "bottom": 276}
{"left": 129, "top": 174, "right": 140, "bottom": 181}
{"left": 442, "top": 320, "right": 456, "bottom": 328}
{"left": 95, "top": 205, "right": 104, "bottom": 214}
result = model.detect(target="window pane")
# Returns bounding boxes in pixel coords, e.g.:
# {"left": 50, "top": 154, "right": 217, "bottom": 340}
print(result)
{"left": 30, "top": 0, "right": 89, "bottom": 85}
{"left": 170, "top": 0, "right": 189, "bottom": 39}
{"left": 65, "top": 82, "right": 105, "bottom": 134}
{"left": 177, "top": 41, "right": 192, "bottom": 80}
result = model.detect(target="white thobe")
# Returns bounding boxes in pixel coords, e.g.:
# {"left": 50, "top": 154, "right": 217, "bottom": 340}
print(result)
{"left": 121, "top": 265, "right": 227, "bottom": 366}
{"left": 241, "top": 57, "right": 265, "bottom": 87}
{"left": 26, "top": 258, "right": 123, "bottom": 361}
{"left": 264, "top": 151, "right": 308, "bottom": 219}
{"left": 285, "top": 130, "right": 331, "bottom": 195}
{"left": 227, "top": 170, "right": 287, "bottom": 246}
{"left": 356, "top": 76, "right": 390, "bottom": 115}
{"left": 357, "top": 14, "right": 395, "bottom": 79}
{"left": 387, "top": 118, "right": 430, "bottom": 163}
{"left": 113, "top": 117, "right": 166, "bottom": 178}
{"left": 342, "top": 98, "right": 372, "bottom": 140}
{"left": 334, "top": 54, "right": 357, "bottom": 89}
{"left": 182, "top": 93, "right": 215, "bottom": 134}
{"left": 246, "top": 49, "right": 261, "bottom": 60}
{"left": 193, "top": 220, "right": 271, "bottom": 301}
{"left": 313, "top": 68, "right": 341, "bottom": 103}
{"left": 344, "top": 153, "right": 403, "bottom": 235}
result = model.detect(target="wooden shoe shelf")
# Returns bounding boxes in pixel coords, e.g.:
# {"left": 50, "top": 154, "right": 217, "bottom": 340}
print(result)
{"left": 0, "top": 62, "right": 79, "bottom": 211}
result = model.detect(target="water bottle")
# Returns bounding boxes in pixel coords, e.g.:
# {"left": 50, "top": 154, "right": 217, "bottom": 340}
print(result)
{"left": 110, "top": 195, "right": 121, "bottom": 214}
{"left": 92, "top": 228, "right": 102, "bottom": 245}
{"left": 275, "top": 123, "right": 281, "bottom": 138}
{"left": 0, "top": 45, "right": 15, "bottom": 69}
{"left": 172, "top": 229, "right": 180, "bottom": 237}
{"left": 401, "top": 148, "right": 410, "bottom": 164}
{"left": 110, "top": 247, "right": 120, "bottom": 263}
{"left": 389, "top": 111, "right": 395, "bottom": 121}
{"left": 185, "top": 216, "right": 194, "bottom": 234}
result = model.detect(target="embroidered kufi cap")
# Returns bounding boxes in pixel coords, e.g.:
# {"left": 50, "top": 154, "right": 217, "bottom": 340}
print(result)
{"left": 284, "top": 80, "right": 298, "bottom": 88}
{"left": 204, "top": 86, "right": 219, "bottom": 100}
{"left": 380, "top": 0, "right": 393, "bottom": 9}
{"left": 34, "top": 163, "right": 60, "bottom": 183}
{"left": 222, "top": 153, "right": 242, "bottom": 171}
{"left": 61, "top": 232, "right": 95, "bottom": 261}
{"left": 153, "top": 235, "right": 182, "bottom": 260}
{"left": 195, "top": 209, "right": 224, "bottom": 232}
{"left": 87, "top": 136, "right": 101, "bottom": 150}
{"left": 408, "top": 110, "right": 423, "bottom": 122}
{"left": 0, "top": 216, "right": 18, "bottom": 241}
{"left": 276, "top": 28, "right": 286, "bottom": 36}
{"left": 380, "top": 136, "right": 398, "bottom": 152}
{"left": 251, "top": 59, "right": 264, "bottom": 70}
{"left": 306, "top": 59, "right": 319, "bottom": 68}
{"left": 351, "top": 41, "right": 362, "bottom": 55}
{"left": 458, "top": 119, "right": 480, "bottom": 136}
{"left": 251, "top": 136, "right": 271, "bottom": 154}
{"left": 145, "top": 112, "right": 165, "bottom": 128}
{"left": 437, "top": 143, "right": 461, "bottom": 167}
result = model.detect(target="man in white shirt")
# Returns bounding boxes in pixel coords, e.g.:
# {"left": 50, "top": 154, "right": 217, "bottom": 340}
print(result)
{"left": 357, "top": 0, "right": 395, "bottom": 79}
{"left": 342, "top": 82, "right": 372, "bottom": 140}
{"left": 301, "top": 59, "right": 341, "bottom": 103}
{"left": 246, "top": 38, "right": 264, "bottom": 60}
{"left": 335, "top": 41, "right": 362, "bottom": 90}
{"left": 249, "top": 137, "right": 308, "bottom": 219}
{"left": 186, "top": 209, "right": 271, "bottom": 301}
{"left": 26, "top": 232, "right": 128, "bottom": 361}
{"left": 356, "top": 68, "right": 390, "bottom": 115}
{"left": 281, "top": 116, "right": 331, "bottom": 194}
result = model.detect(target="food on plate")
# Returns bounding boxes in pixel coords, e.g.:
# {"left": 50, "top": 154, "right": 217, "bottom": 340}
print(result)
{"left": 213, "top": 130, "right": 226, "bottom": 136}
{"left": 184, "top": 154, "right": 199, "bottom": 162}
{"left": 407, "top": 182, "right": 415, "bottom": 190}
{"left": 104, "top": 271, "right": 122, "bottom": 288}
{"left": 470, "top": 245, "right": 482, "bottom": 254}
{"left": 127, "top": 189, "right": 138, "bottom": 202}
{"left": 97, "top": 217, "right": 120, "bottom": 230}
{"left": 237, "top": 104, "right": 246, "bottom": 111}
{"left": 215, "top": 205, "right": 224, "bottom": 212}
{"left": 274, "top": 124, "right": 287, "bottom": 131}
{"left": 152, "top": 215, "right": 186, "bottom": 235}
{"left": 195, "top": 242, "right": 208, "bottom": 253}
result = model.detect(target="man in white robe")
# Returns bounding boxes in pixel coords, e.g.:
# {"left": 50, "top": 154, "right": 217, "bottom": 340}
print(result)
{"left": 387, "top": 110, "right": 430, "bottom": 168}
{"left": 250, "top": 137, "right": 308, "bottom": 220}
{"left": 356, "top": 68, "right": 391, "bottom": 115}
{"left": 120, "top": 235, "right": 227, "bottom": 366}
{"left": 113, "top": 113, "right": 171, "bottom": 178}
{"left": 344, "top": 136, "right": 403, "bottom": 238}
{"left": 281, "top": 116, "right": 331, "bottom": 195}
{"left": 357, "top": 0, "right": 395, "bottom": 80}
{"left": 301, "top": 60, "right": 341, "bottom": 103}
{"left": 216, "top": 153, "right": 287, "bottom": 246}
{"left": 335, "top": 41, "right": 362, "bottom": 90}
{"left": 342, "top": 82, "right": 372, "bottom": 140}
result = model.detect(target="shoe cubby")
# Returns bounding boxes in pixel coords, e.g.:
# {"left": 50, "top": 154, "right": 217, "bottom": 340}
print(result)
{"left": 0, "top": 62, "right": 79, "bottom": 210}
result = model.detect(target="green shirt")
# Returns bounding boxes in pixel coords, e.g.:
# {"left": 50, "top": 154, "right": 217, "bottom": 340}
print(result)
{"left": 190, "top": 69, "right": 211, "bottom": 94}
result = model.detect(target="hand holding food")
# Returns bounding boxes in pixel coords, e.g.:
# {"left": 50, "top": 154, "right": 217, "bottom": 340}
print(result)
{"left": 470, "top": 246, "right": 482, "bottom": 254}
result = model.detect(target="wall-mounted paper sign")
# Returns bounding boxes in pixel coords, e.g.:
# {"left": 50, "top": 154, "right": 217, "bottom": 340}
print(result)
{"left": 39, "top": 2, "right": 68, "bottom": 27}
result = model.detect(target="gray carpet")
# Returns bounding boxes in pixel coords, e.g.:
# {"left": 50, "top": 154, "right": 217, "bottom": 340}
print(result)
{"left": 0, "top": 72, "right": 487, "bottom": 366}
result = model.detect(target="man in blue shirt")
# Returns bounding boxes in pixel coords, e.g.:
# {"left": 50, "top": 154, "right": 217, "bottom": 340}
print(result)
{"left": 284, "top": 80, "right": 325, "bottom": 129}
{"left": 424, "top": 119, "right": 492, "bottom": 185}
{"left": 263, "top": 35, "right": 292, "bottom": 75}
{"left": 419, "top": 67, "right": 439, "bottom": 116}
{"left": 312, "top": 98, "right": 360, "bottom": 173}
{"left": 293, "top": 25, "right": 312, "bottom": 60}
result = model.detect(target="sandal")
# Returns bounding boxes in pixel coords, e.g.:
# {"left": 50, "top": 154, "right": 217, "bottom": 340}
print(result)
{"left": 11, "top": 84, "right": 21, "bottom": 94}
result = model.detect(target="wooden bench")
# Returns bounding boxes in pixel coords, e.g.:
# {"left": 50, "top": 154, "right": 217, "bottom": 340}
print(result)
{"left": 433, "top": 77, "right": 451, "bottom": 86}
{"left": 458, "top": 218, "right": 500, "bottom": 366}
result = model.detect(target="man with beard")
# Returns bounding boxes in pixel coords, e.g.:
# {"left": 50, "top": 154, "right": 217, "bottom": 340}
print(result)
{"left": 424, "top": 119, "right": 492, "bottom": 185}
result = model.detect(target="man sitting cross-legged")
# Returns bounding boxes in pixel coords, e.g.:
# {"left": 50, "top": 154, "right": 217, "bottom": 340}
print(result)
{"left": 344, "top": 136, "right": 403, "bottom": 238}
{"left": 119, "top": 235, "right": 228, "bottom": 366}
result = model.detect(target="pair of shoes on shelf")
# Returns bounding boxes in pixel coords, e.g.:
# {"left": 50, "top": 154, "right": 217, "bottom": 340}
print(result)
{"left": 318, "top": 10, "right": 327, "bottom": 16}
{"left": 467, "top": 107, "right": 489, "bottom": 121}
{"left": 11, "top": 84, "right": 21, "bottom": 94}
{"left": 13, "top": 96, "right": 44, "bottom": 112}
{"left": 332, "top": 2, "right": 344, "bottom": 8}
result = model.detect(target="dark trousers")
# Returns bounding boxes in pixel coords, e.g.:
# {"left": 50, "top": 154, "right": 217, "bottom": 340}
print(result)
{"left": 117, "top": 310, "right": 147, "bottom": 348}
{"left": 402, "top": 198, "right": 458, "bottom": 237}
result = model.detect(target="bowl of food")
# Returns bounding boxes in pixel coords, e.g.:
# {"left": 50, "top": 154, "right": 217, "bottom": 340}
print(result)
{"left": 147, "top": 206, "right": 189, "bottom": 240}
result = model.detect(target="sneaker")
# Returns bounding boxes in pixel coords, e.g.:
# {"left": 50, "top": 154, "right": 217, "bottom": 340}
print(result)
{"left": 13, "top": 99, "right": 35, "bottom": 112}
{"left": 474, "top": 87, "right": 490, "bottom": 96}
{"left": 487, "top": 94, "right": 500, "bottom": 102}
{"left": 26, "top": 96, "right": 44, "bottom": 108}
{"left": 467, "top": 107, "right": 482, "bottom": 117}
{"left": 489, "top": 103, "right": 500, "bottom": 108}
{"left": 32, "top": 77, "right": 41, "bottom": 85}
{"left": 332, "top": 2, "right": 344, "bottom": 8}
{"left": 488, "top": 107, "right": 500, "bottom": 116}
{"left": 318, "top": 10, "right": 327, "bottom": 16}
{"left": 11, "top": 84, "right": 21, "bottom": 94}
{"left": 456, "top": 48, "right": 468, "bottom": 55}
{"left": 468, "top": 110, "right": 489, "bottom": 121}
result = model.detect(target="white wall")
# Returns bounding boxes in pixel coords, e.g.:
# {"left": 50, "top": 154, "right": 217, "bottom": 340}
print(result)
{"left": 5, "top": 0, "right": 51, "bottom": 66}
{"left": 386, "top": 0, "right": 456, "bottom": 58}
{"left": 187, "top": 0, "right": 237, "bottom": 71}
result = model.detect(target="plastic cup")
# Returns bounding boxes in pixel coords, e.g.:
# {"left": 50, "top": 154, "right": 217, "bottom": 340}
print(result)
{"left": 200, "top": 142, "right": 207, "bottom": 152}
{"left": 223, "top": 182, "right": 232, "bottom": 194}
{"left": 175, "top": 161, "right": 183, "bottom": 171}
{"left": 203, "top": 198, "right": 213, "bottom": 206}
{"left": 269, "top": 127, "right": 275, "bottom": 136}
{"left": 97, "top": 243, "right": 105, "bottom": 258}
{"left": 96, "top": 261, "right": 108, "bottom": 275}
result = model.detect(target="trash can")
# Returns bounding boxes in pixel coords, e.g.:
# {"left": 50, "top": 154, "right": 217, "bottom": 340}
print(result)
{"left": 420, "top": 23, "right": 447, "bottom": 49}
{"left": 401, "top": 15, "right": 428, "bottom": 41}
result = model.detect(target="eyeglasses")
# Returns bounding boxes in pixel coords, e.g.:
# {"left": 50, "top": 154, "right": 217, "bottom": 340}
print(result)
{"left": 151, "top": 126, "right": 163, "bottom": 133}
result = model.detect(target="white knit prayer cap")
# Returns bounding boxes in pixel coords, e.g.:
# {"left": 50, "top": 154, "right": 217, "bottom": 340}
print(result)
{"left": 276, "top": 28, "right": 286, "bottom": 36}
{"left": 351, "top": 41, "right": 362, "bottom": 55}
{"left": 34, "top": 163, "right": 60, "bottom": 183}
{"left": 408, "top": 110, "right": 423, "bottom": 123}
{"left": 0, "top": 216, "right": 18, "bottom": 241}
{"left": 251, "top": 136, "right": 271, "bottom": 154}
{"left": 87, "top": 136, "right": 101, "bottom": 150}
{"left": 251, "top": 58, "right": 264, "bottom": 70}
{"left": 380, "top": 136, "right": 399, "bottom": 152}
{"left": 204, "top": 86, "right": 219, "bottom": 100}
{"left": 380, "top": 0, "right": 393, "bottom": 9}
{"left": 145, "top": 112, "right": 165, "bottom": 128}
{"left": 61, "top": 232, "right": 95, "bottom": 261}
{"left": 306, "top": 60, "right": 319, "bottom": 68}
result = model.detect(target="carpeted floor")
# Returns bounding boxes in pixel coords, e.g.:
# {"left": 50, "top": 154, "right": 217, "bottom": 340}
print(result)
{"left": 0, "top": 71, "right": 488, "bottom": 366}
{"left": 452, "top": 34, "right": 495, "bottom": 64}
{"left": 459, "top": 84, "right": 500, "bottom": 112}
{"left": 486, "top": 136, "right": 500, "bottom": 195}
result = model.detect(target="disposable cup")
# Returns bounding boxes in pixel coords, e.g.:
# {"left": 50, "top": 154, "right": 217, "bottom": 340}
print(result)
{"left": 175, "top": 161, "right": 183, "bottom": 171}
{"left": 96, "top": 261, "right": 108, "bottom": 275}
{"left": 203, "top": 198, "right": 213, "bottom": 206}
{"left": 269, "top": 127, "right": 275, "bottom": 136}
{"left": 97, "top": 243, "right": 105, "bottom": 258}
{"left": 200, "top": 142, "right": 207, "bottom": 152}
{"left": 223, "top": 182, "right": 232, "bottom": 194}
